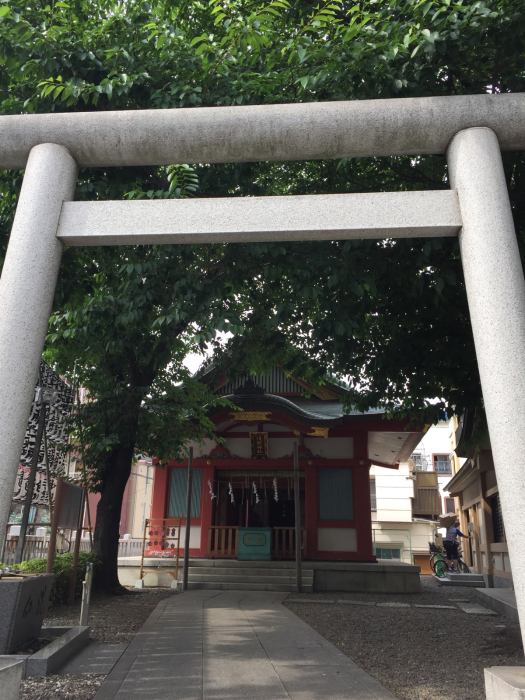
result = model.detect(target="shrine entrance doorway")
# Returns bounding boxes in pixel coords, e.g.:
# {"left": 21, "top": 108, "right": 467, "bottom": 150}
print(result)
{"left": 213, "top": 470, "right": 305, "bottom": 531}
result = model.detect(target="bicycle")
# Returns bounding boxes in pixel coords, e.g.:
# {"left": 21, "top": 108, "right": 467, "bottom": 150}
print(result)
{"left": 429, "top": 541, "right": 470, "bottom": 576}
{"left": 429, "top": 542, "right": 448, "bottom": 577}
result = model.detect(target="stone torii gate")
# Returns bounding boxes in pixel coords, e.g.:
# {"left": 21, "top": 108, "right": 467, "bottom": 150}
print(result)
{"left": 0, "top": 93, "right": 524, "bottom": 680}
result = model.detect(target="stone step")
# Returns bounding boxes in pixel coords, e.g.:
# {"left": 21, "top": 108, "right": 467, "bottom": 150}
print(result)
{"left": 187, "top": 581, "right": 314, "bottom": 592}
{"left": 434, "top": 574, "right": 485, "bottom": 587}
{"left": 187, "top": 559, "right": 302, "bottom": 569}
{"left": 188, "top": 573, "right": 313, "bottom": 585}
{"left": 187, "top": 567, "right": 314, "bottom": 578}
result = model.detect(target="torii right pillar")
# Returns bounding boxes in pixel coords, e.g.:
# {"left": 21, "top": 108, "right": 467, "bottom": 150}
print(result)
{"left": 448, "top": 127, "right": 525, "bottom": 697}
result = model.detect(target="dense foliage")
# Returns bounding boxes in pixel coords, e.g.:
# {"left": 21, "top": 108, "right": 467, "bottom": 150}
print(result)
{"left": 0, "top": 0, "right": 524, "bottom": 589}
{"left": 4, "top": 551, "right": 100, "bottom": 604}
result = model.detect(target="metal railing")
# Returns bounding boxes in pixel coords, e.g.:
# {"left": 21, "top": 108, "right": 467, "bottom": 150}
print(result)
{"left": 434, "top": 459, "right": 453, "bottom": 474}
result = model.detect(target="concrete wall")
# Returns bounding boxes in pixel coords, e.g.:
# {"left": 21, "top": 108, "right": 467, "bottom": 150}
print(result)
{"left": 317, "top": 527, "right": 357, "bottom": 552}
{"left": 372, "top": 521, "right": 434, "bottom": 563}
{"left": 371, "top": 462, "right": 414, "bottom": 523}
{"left": 117, "top": 557, "right": 422, "bottom": 593}
{"left": 312, "top": 562, "right": 422, "bottom": 593}
{"left": 121, "top": 459, "right": 154, "bottom": 539}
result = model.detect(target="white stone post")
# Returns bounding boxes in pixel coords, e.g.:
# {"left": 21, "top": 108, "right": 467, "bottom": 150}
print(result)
{"left": 0, "top": 143, "right": 77, "bottom": 552}
{"left": 447, "top": 128, "right": 525, "bottom": 643}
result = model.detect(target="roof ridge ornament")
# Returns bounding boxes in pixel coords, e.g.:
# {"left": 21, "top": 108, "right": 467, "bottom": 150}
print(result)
{"left": 233, "top": 377, "right": 265, "bottom": 399}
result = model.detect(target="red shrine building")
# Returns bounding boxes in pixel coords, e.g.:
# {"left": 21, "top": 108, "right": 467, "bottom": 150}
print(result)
{"left": 149, "top": 368, "right": 424, "bottom": 561}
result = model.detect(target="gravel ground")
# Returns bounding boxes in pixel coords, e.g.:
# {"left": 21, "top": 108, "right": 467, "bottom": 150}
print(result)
{"left": 285, "top": 576, "right": 524, "bottom": 700}
{"left": 19, "top": 580, "right": 524, "bottom": 700}
{"left": 20, "top": 587, "right": 178, "bottom": 700}
{"left": 20, "top": 675, "right": 105, "bottom": 700}
{"left": 43, "top": 587, "right": 178, "bottom": 643}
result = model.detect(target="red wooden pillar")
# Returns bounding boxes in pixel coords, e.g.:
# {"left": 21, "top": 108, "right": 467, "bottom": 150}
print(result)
{"left": 151, "top": 461, "right": 170, "bottom": 521}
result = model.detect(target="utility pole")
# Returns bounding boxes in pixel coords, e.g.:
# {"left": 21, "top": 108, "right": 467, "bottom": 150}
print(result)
{"left": 182, "top": 447, "right": 193, "bottom": 591}
{"left": 293, "top": 442, "right": 302, "bottom": 593}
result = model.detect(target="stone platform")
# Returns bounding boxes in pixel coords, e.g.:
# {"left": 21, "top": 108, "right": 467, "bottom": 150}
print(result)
{"left": 434, "top": 572, "right": 485, "bottom": 587}
{"left": 118, "top": 557, "right": 421, "bottom": 594}
{"left": 476, "top": 587, "right": 519, "bottom": 623}
{"left": 485, "top": 667, "right": 525, "bottom": 700}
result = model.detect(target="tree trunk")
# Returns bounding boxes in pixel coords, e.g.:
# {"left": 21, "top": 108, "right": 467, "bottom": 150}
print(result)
{"left": 92, "top": 442, "right": 135, "bottom": 594}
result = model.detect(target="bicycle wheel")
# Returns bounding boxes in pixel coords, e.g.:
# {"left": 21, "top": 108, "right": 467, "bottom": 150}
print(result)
{"left": 435, "top": 560, "right": 449, "bottom": 578}
{"left": 457, "top": 559, "right": 470, "bottom": 574}
{"left": 430, "top": 554, "right": 443, "bottom": 573}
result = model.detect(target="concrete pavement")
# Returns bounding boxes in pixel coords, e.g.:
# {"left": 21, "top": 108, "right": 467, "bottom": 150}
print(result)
{"left": 93, "top": 590, "right": 397, "bottom": 700}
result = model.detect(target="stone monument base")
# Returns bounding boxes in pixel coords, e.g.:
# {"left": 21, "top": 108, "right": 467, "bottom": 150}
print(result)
{"left": 485, "top": 666, "right": 525, "bottom": 699}
{"left": 0, "top": 574, "right": 53, "bottom": 654}
{"left": 0, "top": 658, "right": 24, "bottom": 700}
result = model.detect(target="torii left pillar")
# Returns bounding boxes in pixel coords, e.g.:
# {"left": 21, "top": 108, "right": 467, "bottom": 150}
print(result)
{"left": 0, "top": 143, "right": 77, "bottom": 553}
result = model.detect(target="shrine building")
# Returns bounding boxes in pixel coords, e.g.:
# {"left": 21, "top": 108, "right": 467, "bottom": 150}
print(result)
{"left": 149, "top": 368, "right": 425, "bottom": 563}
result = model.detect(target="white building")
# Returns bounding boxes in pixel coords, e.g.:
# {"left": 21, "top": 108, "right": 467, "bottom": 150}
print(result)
{"left": 370, "top": 420, "right": 462, "bottom": 572}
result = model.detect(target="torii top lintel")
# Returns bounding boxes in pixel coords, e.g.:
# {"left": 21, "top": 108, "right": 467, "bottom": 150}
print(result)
{"left": 0, "top": 93, "right": 524, "bottom": 169}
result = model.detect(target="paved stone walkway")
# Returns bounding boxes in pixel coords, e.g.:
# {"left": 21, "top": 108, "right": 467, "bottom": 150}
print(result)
{"left": 94, "top": 591, "right": 397, "bottom": 700}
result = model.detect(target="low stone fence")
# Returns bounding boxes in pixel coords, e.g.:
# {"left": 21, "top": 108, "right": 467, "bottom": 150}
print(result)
{"left": 117, "top": 539, "right": 143, "bottom": 558}
{"left": 2, "top": 536, "right": 50, "bottom": 565}
{"left": 2, "top": 536, "right": 143, "bottom": 564}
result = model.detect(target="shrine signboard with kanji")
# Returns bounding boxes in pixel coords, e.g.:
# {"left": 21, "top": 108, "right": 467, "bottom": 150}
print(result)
{"left": 250, "top": 432, "right": 268, "bottom": 459}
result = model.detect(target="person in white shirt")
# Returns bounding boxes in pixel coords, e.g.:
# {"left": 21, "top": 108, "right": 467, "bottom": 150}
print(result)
{"left": 444, "top": 519, "right": 472, "bottom": 572}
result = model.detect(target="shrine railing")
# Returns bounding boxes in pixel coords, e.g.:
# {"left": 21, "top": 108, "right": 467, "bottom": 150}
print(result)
{"left": 273, "top": 527, "right": 307, "bottom": 559}
{"left": 207, "top": 526, "right": 239, "bottom": 558}
{"left": 206, "top": 526, "right": 307, "bottom": 559}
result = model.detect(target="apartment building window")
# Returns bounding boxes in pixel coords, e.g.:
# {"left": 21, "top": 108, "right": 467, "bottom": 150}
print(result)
{"left": 374, "top": 547, "right": 401, "bottom": 560}
{"left": 411, "top": 453, "right": 424, "bottom": 470}
{"left": 445, "top": 497, "right": 455, "bottom": 513}
{"left": 370, "top": 479, "right": 377, "bottom": 511}
{"left": 433, "top": 454, "right": 452, "bottom": 474}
